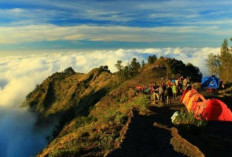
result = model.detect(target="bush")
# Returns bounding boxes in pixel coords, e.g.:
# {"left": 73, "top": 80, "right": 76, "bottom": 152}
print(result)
{"left": 115, "top": 58, "right": 141, "bottom": 81}
{"left": 124, "top": 95, "right": 150, "bottom": 114}
{"left": 134, "top": 95, "right": 150, "bottom": 112}
{"left": 173, "top": 110, "right": 207, "bottom": 127}
{"left": 97, "top": 132, "right": 116, "bottom": 150}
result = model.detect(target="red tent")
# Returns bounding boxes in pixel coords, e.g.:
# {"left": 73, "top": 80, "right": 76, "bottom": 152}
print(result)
{"left": 202, "top": 99, "right": 232, "bottom": 121}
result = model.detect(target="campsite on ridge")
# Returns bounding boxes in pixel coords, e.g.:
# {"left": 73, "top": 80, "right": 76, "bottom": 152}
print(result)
{"left": 23, "top": 41, "right": 232, "bottom": 156}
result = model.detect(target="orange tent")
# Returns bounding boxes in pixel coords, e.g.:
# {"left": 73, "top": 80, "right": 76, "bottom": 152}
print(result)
{"left": 180, "top": 89, "right": 189, "bottom": 102}
{"left": 181, "top": 89, "right": 198, "bottom": 107}
{"left": 186, "top": 93, "right": 206, "bottom": 112}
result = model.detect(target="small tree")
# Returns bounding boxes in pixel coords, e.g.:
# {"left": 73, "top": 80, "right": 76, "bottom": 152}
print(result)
{"left": 115, "top": 58, "right": 141, "bottom": 81}
{"left": 206, "top": 53, "right": 220, "bottom": 76}
{"left": 148, "top": 55, "right": 157, "bottom": 64}
{"left": 121, "top": 65, "right": 130, "bottom": 80}
{"left": 115, "top": 60, "right": 123, "bottom": 72}
{"left": 219, "top": 39, "right": 232, "bottom": 83}
{"left": 130, "top": 58, "right": 141, "bottom": 76}
{"left": 141, "top": 60, "right": 145, "bottom": 68}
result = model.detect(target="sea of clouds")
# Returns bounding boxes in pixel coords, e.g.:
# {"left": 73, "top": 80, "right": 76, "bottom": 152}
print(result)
{"left": 0, "top": 47, "right": 220, "bottom": 157}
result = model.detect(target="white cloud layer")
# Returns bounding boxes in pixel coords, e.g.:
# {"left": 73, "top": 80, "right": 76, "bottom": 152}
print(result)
{"left": 0, "top": 47, "right": 219, "bottom": 156}
{"left": 0, "top": 47, "right": 220, "bottom": 106}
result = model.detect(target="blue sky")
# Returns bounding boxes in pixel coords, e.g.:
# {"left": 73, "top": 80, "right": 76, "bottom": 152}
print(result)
{"left": 0, "top": 0, "right": 232, "bottom": 50}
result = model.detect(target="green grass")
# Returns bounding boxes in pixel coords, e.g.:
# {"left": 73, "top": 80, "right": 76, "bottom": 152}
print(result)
{"left": 125, "top": 95, "right": 150, "bottom": 114}
{"left": 173, "top": 109, "right": 207, "bottom": 127}
{"left": 48, "top": 95, "right": 150, "bottom": 156}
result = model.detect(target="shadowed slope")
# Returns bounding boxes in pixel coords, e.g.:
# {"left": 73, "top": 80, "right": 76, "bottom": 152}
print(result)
{"left": 109, "top": 110, "right": 183, "bottom": 157}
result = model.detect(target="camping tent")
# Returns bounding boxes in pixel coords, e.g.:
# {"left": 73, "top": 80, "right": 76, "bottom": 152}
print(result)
{"left": 201, "top": 76, "right": 220, "bottom": 89}
{"left": 180, "top": 89, "right": 232, "bottom": 121}
{"left": 202, "top": 99, "right": 232, "bottom": 121}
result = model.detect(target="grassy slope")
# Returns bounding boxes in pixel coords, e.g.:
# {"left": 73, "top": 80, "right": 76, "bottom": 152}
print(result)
{"left": 26, "top": 59, "right": 232, "bottom": 157}
{"left": 36, "top": 62, "right": 205, "bottom": 157}
{"left": 36, "top": 63, "right": 167, "bottom": 156}
{"left": 26, "top": 68, "right": 119, "bottom": 118}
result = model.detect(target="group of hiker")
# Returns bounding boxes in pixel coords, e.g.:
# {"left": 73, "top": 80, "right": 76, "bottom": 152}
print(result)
{"left": 136, "top": 77, "right": 191, "bottom": 105}
{"left": 135, "top": 75, "right": 232, "bottom": 122}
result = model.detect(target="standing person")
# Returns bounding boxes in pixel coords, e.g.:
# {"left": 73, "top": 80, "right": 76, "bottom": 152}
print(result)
{"left": 172, "top": 79, "right": 175, "bottom": 84}
{"left": 220, "top": 81, "right": 225, "bottom": 89}
{"left": 165, "top": 85, "right": 173, "bottom": 105}
{"left": 172, "top": 83, "right": 177, "bottom": 100}
{"left": 144, "top": 86, "right": 150, "bottom": 94}
{"left": 175, "top": 79, "right": 179, "bottom": 87}
{"left": 187, "top": 78, "right": 191, "bottom": 86}
{"left": 167, "top": 79, "right": 172, "bottom": 86}
{"left": 162, "top": 83, "right": 166, "bottom": 102}
{"left": 149, "top": 85, "right": 154, "bottom": 94}
{"left": 183, "top": 78, "right": 188, "bottom": 90}
{"left": 153, "top": 83, "right": 159, "bottom": 104}
{"left": 178, "top": 80, "right": 183, "bottom": 93}
{"left": 158, "top": 84, "right": 164, "bottom": 101}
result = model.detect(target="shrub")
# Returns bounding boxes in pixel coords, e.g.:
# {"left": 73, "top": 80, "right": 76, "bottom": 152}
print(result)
{"left": 97, "top": 132, "right": 116, "bottom": 150}
{"left": 133, "top": 95, "right": 150, "bottom": 112}
{"left": 173, "top": 110, "right": 207, "bottom": 127}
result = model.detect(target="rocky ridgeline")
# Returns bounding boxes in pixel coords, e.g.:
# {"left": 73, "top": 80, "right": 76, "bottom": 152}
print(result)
{"left": 24, "top": 58, "right": 213, "bottom": 157}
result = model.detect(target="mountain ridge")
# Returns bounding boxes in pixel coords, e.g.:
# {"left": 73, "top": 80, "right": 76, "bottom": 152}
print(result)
{"left": 24, "top": 58, "right": 205, "bottom": 157}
